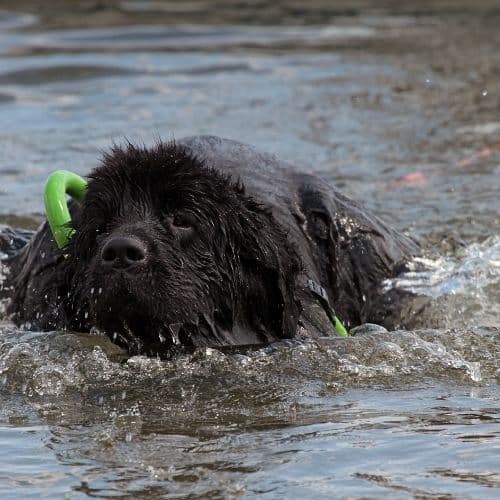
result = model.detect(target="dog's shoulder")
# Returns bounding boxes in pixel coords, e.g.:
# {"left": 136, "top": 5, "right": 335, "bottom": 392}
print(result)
{"left": 3, "top": 219, "right": 68, "bottom": 328}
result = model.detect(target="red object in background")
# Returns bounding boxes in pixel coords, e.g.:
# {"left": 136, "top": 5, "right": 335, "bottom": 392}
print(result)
{"left": 457, "top": 142, "right": 500, "bottom": 168}
{"left": 386, "top": 140, "right": 500, "bottom": 190}
{"left": 386, "top": 171, "right": 429, "bottom": 189}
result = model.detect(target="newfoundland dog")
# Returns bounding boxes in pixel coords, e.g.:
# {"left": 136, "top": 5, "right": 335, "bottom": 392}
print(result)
{"left": 1, "top": 136, "right": 419, "bottom": 356}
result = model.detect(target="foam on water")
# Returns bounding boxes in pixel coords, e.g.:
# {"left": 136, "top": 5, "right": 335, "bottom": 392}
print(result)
{"left": 386, "top": 236, "right": 500, "bottom": 298}
{"left": 0, "top": 321, "right": 498, "bottom": 498}
{"left": 0, "top": 327, "right": 496, "bottom": 408}
{"left": 385, "top": 236, "right": 500, "bottom": 328}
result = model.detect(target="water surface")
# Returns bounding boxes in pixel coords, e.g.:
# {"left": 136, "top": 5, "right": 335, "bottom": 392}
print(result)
{"left": 0, "top": 2, "right": 499, "bottom": 498}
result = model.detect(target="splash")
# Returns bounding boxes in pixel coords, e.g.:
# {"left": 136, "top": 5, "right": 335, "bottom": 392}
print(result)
{"left": 384, "top": 236, "right": 500, "bottom": 328}
{"left": 0, "top": 326, "right": 493, "bottom": 407}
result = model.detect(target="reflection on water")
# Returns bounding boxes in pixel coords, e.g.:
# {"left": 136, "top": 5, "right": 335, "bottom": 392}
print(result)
{"left": 0, "top": 1, "right": 499, "bottom": 498}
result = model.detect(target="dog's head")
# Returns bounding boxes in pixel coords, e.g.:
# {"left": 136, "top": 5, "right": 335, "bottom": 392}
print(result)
{"left": 60, "top": 142, "right": 301, "bottom": 355}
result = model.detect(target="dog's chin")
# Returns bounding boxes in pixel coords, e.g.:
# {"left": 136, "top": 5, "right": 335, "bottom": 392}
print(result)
{"left": 93, "top": 307, "right": 184, "bottom": 356}
{"left": 86, "top": 275, "right": 189, "bottom": 355}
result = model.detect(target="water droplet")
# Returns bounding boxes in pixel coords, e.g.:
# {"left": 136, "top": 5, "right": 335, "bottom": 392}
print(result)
{"left": 121, "top": 390, "right": 127, "bottom": 400}
{"left": 125, "top": 432, "right": 132, "bottom": 442}
{"left": 98, "top": 288, "right": 103, "bottom": 295}
{"left": 169, "top": 323, "right": 182, "bottom": 345}
{"left": 158, "top": 333, "right": 166, "bottom": 343}
{"left": 84, "top": 311, "right": 89, "bottom": 319}
{"left": 90, "top": 287, "right": 95, "bottom": 295}
{"left": 113, "top": 332, "right": 118, "bottom": 341}
{"left": 482, "top": 89, "right": 488, "bottom": 97}
{"left": 425, "top": 78, "right": 431, "bottom": 84}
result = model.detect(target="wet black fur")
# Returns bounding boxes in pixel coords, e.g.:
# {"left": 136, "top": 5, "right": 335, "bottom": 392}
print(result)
{"left": 5, "top": 142, "right": 301, "bottom": 355}
{"left": 3, "top": 136, "right": 420, "bottom": 356}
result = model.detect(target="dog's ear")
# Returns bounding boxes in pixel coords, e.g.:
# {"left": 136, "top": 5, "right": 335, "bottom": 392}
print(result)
{"left": 231, "top": 198, "right": 302, "bottom": 342}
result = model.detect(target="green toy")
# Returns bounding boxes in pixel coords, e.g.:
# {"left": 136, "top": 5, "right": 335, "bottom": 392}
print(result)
{"left": 44, "top": 170, "right": 87, "bottom": 249}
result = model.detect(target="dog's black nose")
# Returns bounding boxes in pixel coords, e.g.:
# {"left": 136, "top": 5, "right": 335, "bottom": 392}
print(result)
{"left": 101, "top": 236, "right": 147, "bottom": 270}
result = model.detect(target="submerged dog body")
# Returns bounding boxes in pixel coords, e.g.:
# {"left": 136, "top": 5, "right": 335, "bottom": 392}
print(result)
{"left": 2, "top": 136, "right": 418, "bottom": 355}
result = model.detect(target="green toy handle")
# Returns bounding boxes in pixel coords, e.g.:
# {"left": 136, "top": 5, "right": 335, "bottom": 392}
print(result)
{"left": 44, "top": 170, "right": 87, "bottom": 249}
{"left": 334, "top": 316, "right": 349, "bottom": 337}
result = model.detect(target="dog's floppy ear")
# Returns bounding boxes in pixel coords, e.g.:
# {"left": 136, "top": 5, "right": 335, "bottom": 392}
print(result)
{"left": 232, "top": 198, "right": 302, "bottom": 342}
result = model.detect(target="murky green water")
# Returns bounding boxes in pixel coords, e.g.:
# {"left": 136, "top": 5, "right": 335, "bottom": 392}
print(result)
{"left": 0, "top": 2, "right": 499, "bottom": 498}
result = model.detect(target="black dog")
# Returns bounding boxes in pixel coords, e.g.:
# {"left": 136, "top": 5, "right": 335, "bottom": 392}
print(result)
{"left": 1, "top": 136, "right": 418, "bottom": 355}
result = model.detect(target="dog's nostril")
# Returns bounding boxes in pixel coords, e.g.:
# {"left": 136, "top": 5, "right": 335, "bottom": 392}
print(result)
{"left": 101, "top": 236, "right": 147, "bottom": 269}
{"left": 102, "top": 246, "right": 117, "bottom": 263}
{"left": 126, "top": 245, "right": 145, "bottom": 262}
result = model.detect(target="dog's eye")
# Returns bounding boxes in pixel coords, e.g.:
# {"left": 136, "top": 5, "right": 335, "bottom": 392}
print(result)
{"left": 172, "top": 212, "right": 196, "bottom": 229}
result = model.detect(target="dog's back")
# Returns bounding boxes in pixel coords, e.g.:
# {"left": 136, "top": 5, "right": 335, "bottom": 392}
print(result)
{"left": 180, "top": 136, "right": 419, "bottom": 331}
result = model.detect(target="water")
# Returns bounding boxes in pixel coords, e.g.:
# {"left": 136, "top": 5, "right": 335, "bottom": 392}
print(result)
{"left": 0, "top": 1, "right": 499, "bottom": 497}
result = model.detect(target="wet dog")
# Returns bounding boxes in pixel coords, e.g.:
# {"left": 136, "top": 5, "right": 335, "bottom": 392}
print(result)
{"left": 2, "top": 136, "right": 419, "bottom": 355}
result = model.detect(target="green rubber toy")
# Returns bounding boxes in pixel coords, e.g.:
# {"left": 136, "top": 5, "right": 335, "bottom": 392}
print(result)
{"left": 44, "top": 170, "right": 87, "bottom": 249}
{"left": 334, "top": 316, "right": 349, "bottom": 337}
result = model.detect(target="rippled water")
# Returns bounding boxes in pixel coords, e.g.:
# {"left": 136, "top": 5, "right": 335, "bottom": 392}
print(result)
{"left": 0, "top": 2, "right": 499, "bottom": 498}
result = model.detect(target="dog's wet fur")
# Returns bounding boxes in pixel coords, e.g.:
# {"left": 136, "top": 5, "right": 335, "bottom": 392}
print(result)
{"left": 2, "top": 136, "right": 421, "bottom": 356}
